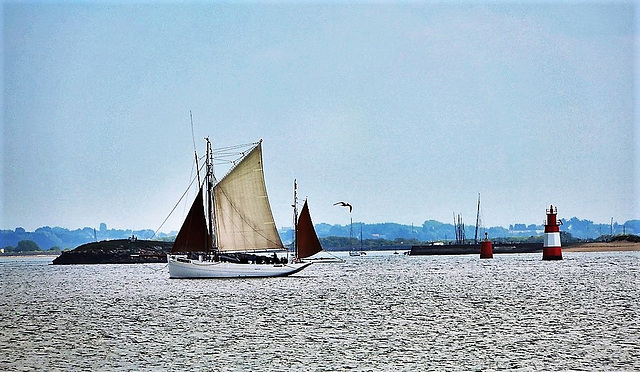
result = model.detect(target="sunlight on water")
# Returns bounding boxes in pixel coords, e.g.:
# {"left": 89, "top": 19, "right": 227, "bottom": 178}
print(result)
{"left": 1, "top": 252, "right": 638, "bottom": 371}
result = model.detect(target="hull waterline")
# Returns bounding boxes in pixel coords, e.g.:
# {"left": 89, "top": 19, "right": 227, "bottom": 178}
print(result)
{"left": 168, "top": 256, "right": 312, "bottom": 278}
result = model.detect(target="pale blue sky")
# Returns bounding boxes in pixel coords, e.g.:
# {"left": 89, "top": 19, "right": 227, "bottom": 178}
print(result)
{"left": 2, "top": 1, "right": 638, "bottom": 232}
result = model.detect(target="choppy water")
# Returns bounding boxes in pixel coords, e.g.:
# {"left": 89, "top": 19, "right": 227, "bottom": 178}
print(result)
{"left": 1, "top": 251, "right": 638, "bottom": 371}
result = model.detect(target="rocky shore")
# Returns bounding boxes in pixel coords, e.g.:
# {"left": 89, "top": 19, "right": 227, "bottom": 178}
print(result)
{"left": 52, "top": 239, "right": 172, "bottom": 265}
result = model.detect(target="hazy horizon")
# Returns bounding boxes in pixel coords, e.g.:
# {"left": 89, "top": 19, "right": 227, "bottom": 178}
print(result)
{"left": 3, "top": 211, "right": 637, "bottom": 235}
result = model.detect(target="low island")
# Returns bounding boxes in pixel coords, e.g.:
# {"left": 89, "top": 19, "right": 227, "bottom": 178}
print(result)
{"left": 52, "top": 238, "right": 172, "bottom": 265}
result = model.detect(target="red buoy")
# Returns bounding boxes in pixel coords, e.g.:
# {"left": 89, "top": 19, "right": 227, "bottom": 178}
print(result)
{"left": 480, "top": 232, "right": 493, "bottom": 259}
{"left": 543, "top": 204, "right": 563, "bottom": 260}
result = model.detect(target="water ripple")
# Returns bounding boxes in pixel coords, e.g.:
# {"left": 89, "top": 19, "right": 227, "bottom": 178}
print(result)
{"left": 0, "top": 252, "right": 638, "bottom": 371}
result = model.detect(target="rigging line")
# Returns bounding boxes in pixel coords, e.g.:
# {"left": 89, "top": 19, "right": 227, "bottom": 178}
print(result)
{"left": 151, "top": 164, "right": 207, "bottom": 239}
{"left": 182, "top": 149, "right": 199, "bottom": 222}
{"left": 145, "top": 263, "right": 168, "bottom": 272}
{"left": 190, "top": 111, "right": 197, "bottom": 157}
{"left": 215, "top": 142, "right": 261, "bottom": 184}
{"left": 214, "top": 150, "right": 252, "bottom": 158}
{"left": 190, "top": 112, "right": 203, "bottom": 186}
{"left": 214, "top": 153, "right": 246, "bottom": 159}
{"left": 213, "top": 151, "right": 256, "bottom": 162}
{"left": 212, "top": 153, "right": 259, "bottom": 164}
{"left": 324, "top": 251, "right": 345, "bottom": 262}
{"left": 212, "top": 142, "right": 259, "bottom": 153}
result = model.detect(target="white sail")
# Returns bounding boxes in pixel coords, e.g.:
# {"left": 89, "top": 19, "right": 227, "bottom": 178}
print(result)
{"left": 213, "top": 142, "right": 284, "bottom": 252}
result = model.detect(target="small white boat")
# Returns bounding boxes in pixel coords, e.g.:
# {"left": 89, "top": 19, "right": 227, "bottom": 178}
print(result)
{"left": 167, "top": 139, "right": 312, "bottom": 279}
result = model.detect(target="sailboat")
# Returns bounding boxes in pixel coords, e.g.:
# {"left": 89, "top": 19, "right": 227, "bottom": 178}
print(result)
{"left": 167, "top": 139, "right": 312, "bottom": 278}
{"left": 348, "top": 222, "right": 366, "bottom": 256}
{"left": 293, "top": 183, "right": 342, "bottom": 263}
{"left": 334, "top": 201, "right": 364, "bottom": 257}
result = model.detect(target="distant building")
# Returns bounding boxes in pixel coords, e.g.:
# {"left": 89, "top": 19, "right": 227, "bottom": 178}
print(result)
{"left": 100, "top": 223, "right": 107, "bottom": 233}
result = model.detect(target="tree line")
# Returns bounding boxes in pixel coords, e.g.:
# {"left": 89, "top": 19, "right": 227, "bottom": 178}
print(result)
{"left": 2, "top": 218, "right": 638, "bottom": 251}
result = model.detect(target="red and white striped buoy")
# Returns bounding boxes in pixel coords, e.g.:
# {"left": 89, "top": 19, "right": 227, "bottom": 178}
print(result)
{"left": 543, "top": 205, "right": 563, "bottom": 260}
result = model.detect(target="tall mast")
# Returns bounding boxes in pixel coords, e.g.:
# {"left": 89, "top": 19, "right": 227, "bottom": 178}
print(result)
{"left": 190, "top": 111, "right": 201, "bottom": 186}
{"left": 454, "top": 212, "right": 465, "bottom": 244}
{"left": 292, "top": 179, "right": 298, "bottom": 258}
{"left": 205, "top": 137, "right": 215, "bottom": 250}
{"left": 350, "top": 216, "right": 353, "bottom": 251}
{"left": 474, "top": 193, "right": 480, "bottom": 244}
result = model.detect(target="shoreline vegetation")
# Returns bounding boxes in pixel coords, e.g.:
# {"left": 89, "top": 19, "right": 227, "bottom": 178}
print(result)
{"left": 3, "top": 219, "right": 638, "bottom": 253}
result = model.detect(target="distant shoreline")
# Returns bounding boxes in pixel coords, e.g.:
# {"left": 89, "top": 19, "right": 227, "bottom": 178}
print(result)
{"left": 0, "top": 252, "right": 60, "bottom": 257}
{"left": 1, "top": 242, "right": 637, "bottom": 259}
{"left": 563, "top": 241, "right": 640, "bottom": 253}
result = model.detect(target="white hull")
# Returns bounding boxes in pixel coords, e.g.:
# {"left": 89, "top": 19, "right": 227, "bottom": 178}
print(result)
{"left": 168, "top": 255, "right": 312, "bottom": 278}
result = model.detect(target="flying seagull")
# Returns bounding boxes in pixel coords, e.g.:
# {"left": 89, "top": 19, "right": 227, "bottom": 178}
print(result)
{"left": 333, "top": 201, "right": 353, "bottom": 213}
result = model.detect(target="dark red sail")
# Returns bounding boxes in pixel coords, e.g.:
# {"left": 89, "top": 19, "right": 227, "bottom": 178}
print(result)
{"left": 296, "top": 200, "right": 323, "bottom": 259}
{"left": 171, "top": 187, "right": 211, "bottom": 253}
